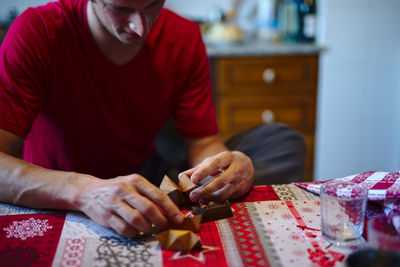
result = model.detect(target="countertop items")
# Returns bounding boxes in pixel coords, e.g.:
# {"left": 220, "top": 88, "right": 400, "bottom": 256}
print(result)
{"left": 205, "top": 39, "right": 323, "bottom": 57}
{"left": 204, "top": 22, "right": 244, "bottom": 44}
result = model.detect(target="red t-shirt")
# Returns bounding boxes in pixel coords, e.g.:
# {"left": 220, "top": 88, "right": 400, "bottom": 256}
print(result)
{"left": 0, "top": 0, "right": 218, "bottom": 179}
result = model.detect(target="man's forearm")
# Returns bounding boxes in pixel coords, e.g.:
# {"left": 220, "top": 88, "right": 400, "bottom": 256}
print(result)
{"left": 0, "top": 151, "right": 96, "bottom": 210}
{"left": 184, "top": 135, "right": 228, "bottom": 167}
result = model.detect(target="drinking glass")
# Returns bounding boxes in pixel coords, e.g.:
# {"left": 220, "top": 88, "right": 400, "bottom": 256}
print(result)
{"left": 320, "top": 181, "right": 368, "bottom": 248}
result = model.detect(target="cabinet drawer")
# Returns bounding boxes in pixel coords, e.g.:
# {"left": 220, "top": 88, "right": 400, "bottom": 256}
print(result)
{"left": 215, "top": 55, "right": 318, "bottom": 95}
{"left": 218, "top": 96, "right": 315, "bottom": 138}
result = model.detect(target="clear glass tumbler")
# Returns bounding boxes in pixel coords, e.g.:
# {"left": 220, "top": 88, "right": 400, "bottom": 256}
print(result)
{"left": 320, "top": 181, "right": 368, "bottom": 248}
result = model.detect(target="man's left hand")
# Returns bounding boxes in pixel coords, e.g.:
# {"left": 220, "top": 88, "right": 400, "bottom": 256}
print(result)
{"left": 180, "top": 151, "right": 254, "bottom": 202}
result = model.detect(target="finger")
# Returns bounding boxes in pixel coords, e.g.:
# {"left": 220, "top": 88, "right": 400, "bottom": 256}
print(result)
{"left": 115, "top": 200, "right": 152, "bottom": 233}
{"left": 123, "top": 190, "right": 169, "bottom": 230}
{"left": 207, "top": 183, "right": 236, "bottom": 201}
{"left": 190, "top": 171, "right": 232, "bottom": 202}
{"left": 229, "top": 180, "right": 253, "bottom": 199}
{"left": 180, "top": 166, "right": 197, "bottom": 177}
{"left": 109, "top": 214, "right": 138, "bottom": 238}
{"left": 181, "top": 170, "right": 223, "bottom": 187}
{"left": 130, "top": 175, "right": 184, "bottom": 225}
{"left": 190, "top": 152, "right": 233, "bottom": 184}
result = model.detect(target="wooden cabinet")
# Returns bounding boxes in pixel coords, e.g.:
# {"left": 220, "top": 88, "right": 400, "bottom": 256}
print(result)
{"left": 210, "top": 55, "right": 319, "bottom": 181}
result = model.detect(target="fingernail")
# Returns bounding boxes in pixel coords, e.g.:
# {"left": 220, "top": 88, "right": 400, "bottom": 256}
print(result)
{"left": 190, "top": 174, "right": 198, "bottom": 184}
{"left": 190, "top": 191, "right": 198, "bottom": 202}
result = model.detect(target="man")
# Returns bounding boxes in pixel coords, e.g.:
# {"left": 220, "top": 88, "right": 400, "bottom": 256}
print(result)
{"left": 0, "top": 0, "right": 256, "bottom": 237}
{"left": 0, "top": 0, "right": 305, "bottom": 237}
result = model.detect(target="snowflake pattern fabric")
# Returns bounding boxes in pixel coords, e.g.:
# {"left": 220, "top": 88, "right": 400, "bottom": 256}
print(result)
{"left": 0, "top": 213, "right": 66, "bottom": 267}
{"left": 4, "top": 217, "right": 53, "bottom": 240}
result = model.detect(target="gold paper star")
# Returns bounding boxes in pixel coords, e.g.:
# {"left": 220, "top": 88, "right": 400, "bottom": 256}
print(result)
{"left": 169, "top": 245, "right": 220, "bottom": 263}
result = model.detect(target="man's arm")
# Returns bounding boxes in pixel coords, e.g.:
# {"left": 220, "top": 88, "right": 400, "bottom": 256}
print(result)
{"left": 182, "top": 135, "right": 255, "bottom": 202}
{"left": 0, "top": 128, "right": 183, "bottom": 237}
{"left": 0, "top": 129, "right": 91, "bottom": 210}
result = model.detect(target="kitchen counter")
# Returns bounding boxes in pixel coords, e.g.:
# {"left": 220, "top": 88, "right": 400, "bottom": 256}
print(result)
{"left": 206, "top": 40, "right": 323, "bottom": 58}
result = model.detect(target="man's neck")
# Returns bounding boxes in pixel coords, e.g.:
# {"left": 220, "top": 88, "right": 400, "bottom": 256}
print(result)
{"left": 86, "top": 1, "right": 143, "bottom": 66}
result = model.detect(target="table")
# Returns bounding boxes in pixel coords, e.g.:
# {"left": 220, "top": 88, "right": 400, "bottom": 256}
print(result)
{"left": 0, "top": 185, "right": 351, "bottom": 267}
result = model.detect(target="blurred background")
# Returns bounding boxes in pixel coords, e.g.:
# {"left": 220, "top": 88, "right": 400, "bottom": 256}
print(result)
{"left": 0, "top": 0, "right": 399, "bottom": 181}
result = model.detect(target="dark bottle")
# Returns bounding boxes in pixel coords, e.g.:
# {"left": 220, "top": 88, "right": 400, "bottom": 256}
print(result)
{"left": 299, "top": 0, "right": 317, "bottom": 42}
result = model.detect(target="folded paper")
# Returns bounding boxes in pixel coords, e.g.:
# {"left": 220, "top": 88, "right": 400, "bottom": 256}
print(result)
{"left": 177, "top": 173, "right": 197, "bottom": 196}
{"left": 192, "top": 200, "right": 234, "bottom": 223}
{"left": 160, "top": 175, "right": 197, "bottom": 206}
{"left": 160, "top": 175, "right": 234, "bottom": 222}
{"left": 156, "top": 229, "right": 202, "bottom": 252}
{"left": 166, "top": 214, "right": 202, "bottom": 233}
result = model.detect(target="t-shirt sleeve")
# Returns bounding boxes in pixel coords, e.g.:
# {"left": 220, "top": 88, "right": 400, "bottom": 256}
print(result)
{"left": 0, "top": 8, "right": 49, "bottom": 138}
{"left": 172, "top": 24, "right": 219, "bottom": 139}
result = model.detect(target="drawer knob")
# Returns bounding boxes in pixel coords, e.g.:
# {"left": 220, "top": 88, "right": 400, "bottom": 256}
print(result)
{"left": 263, "top": 68, "right": 276, "bottom": 84}
{"left": 261, "top": 109, "right": 275, "bottom": 123}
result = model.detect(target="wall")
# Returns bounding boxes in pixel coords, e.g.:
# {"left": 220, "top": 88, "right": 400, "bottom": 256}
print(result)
{"left": 315, "top": 0, "right": 400, "bottom": 180}
{"left": 0, "top": 0, "right": 53, "bottom": 20}
{"left": 165, "top": 0, "right": 234, "bottom": 21}
{"left": 0, "top": 0, "right": 232, "bottom": 21}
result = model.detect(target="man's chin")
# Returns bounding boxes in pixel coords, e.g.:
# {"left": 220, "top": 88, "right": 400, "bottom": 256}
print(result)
{"left": 118, "top": 33, "right": 145, "bottom": 46}
{"left": 119, "top": 40, "right": 143, "bottom": 46}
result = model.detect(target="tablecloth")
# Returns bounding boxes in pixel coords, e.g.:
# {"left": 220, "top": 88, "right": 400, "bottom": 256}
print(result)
{"left": 0, "top": 185, "right": 350, "bottom": 267}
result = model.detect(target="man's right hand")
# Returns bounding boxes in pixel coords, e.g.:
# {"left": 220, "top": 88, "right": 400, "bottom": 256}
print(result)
{"left": 78, "top": 174, "right": 184, "bottom": 237}
{"left": 0, "top": 128, "right": 184, "bottom": 238}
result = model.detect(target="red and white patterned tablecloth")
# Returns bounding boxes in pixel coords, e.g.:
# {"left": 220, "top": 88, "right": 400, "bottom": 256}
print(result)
{"left": 0, "top": 185, "right": 351, "bottom": 267}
